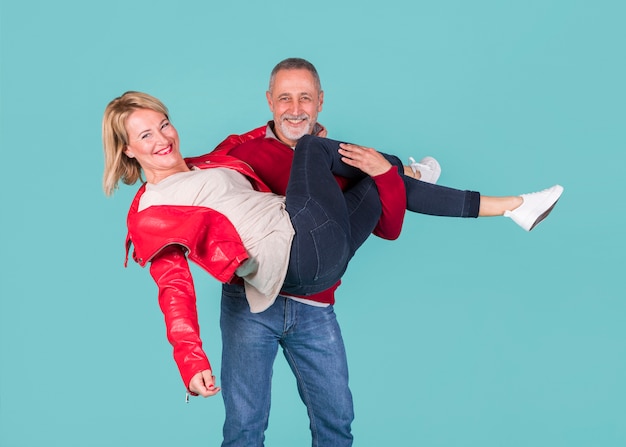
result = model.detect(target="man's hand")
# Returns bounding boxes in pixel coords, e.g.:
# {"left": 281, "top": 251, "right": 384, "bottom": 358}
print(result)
{"left": 189, "top": 370, "right": 221, "bottom": 397}
{"left": 338, "top": 143, "right": 393, "bottom": 177}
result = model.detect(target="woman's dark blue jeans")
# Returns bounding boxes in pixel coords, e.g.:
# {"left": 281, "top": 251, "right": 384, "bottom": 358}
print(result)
{"left": 281, "top": 135, "right": 479, "bottom": 296}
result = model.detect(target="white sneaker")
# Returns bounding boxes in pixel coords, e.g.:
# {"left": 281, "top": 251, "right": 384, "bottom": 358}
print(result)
{"left": 504, "top": 184, "right": 564, "bottom": 231}
{"left": 408, "top": 156, "right": 441, "bottom": 184}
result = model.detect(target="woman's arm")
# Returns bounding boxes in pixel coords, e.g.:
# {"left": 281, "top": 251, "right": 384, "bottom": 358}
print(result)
{"left": 149, "top": 244, "right": 215, "bottom": 394}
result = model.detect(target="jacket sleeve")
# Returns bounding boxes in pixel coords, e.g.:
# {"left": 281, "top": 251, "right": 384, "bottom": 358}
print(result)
{"left": 149, "top": 244, "right": 212, "bottom": 392}
{"left": 371, "top": 167, "right": 407, "bottom": 240}
{"left": 209, "top": 125, "right": 267, "bottom": 155}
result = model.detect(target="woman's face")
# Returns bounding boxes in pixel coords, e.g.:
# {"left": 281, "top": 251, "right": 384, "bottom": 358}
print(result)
{"left": 124, "top": 108, "right": 187, "bottom": 183}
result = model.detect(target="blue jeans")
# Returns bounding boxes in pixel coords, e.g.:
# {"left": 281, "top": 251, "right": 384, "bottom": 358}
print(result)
{"left": 220, "top": 285, "right": 354, "bottom": 447}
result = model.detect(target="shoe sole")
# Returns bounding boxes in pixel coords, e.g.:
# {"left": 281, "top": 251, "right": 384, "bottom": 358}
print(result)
{"left": 528, "top": 185, "right": 563, "bottom": 231}
{"left": 529, "top": 199, "right": 560, "bottom": 231}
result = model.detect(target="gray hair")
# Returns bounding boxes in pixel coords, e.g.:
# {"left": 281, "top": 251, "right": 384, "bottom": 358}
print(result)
{"left": 268, "top": 58, "right": 322, "bottom": 92}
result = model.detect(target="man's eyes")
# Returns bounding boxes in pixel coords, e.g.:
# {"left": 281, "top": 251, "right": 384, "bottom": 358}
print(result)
{"left": 279, "top": 96, "right": 311, "bottom": 102}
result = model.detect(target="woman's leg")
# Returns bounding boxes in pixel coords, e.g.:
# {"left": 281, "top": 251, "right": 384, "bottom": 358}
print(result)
{"left": 402, "top": 178, "right": 481, "bottom": 217}
{"left": 282, "top": 135, "right": 494, "bottom": 294}
{"left": 337, "top": 141, "right": 562, "bottom": 226}
{"left": 282, "top": 135, "right": 562, "bottom": 295}
{"left": 282, "top": 135, "right": 382, "bottom": 295}
{"left": 323, "top": 136, "right": 484, "bottom": 218}
{"left": 400, "top": 165, "right": 562, "bottom": 229}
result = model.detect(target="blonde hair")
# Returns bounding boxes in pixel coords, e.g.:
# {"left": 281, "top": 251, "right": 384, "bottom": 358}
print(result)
{"left": 102, "top": 91, "right": 169, "bottom": 196}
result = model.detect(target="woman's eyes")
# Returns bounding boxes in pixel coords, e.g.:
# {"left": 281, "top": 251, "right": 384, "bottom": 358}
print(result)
{"left": 139, "top": 122, "right": 169, "bottom": 140}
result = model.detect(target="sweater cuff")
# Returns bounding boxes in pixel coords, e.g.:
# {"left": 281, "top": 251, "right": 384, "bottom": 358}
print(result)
{"left": 371, "top": 167, "right": 406, "bottom": 240}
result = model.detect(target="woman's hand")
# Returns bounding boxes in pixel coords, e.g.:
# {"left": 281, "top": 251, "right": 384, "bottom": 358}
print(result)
{"left": 338, "top": 143, "right": 393, "bottom": 177}
{"left": 189, "top": 370, "right": 221, "bottom": 397}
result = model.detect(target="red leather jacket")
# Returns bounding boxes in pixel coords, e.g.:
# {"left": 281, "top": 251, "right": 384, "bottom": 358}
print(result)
{"left": 125, "top": 154, "right": 270, "bottom": 389}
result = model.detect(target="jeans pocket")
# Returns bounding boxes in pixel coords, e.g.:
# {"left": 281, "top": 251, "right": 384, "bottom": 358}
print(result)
{"left": 308, "top": 220, "right": 350, "bottom": 284}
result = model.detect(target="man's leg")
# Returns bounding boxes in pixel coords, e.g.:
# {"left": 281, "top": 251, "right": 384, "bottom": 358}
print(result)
{"left": 280, "top": 299, "right": 354, "bottom": 447}
{"left": 220, "top": 284, "right": 282, "bottom": 447}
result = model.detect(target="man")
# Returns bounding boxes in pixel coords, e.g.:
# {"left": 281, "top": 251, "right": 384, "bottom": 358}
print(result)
{"left": 209, "top": 58, "right": 412, "bottom": 447}
{"left": 193, "top": 58, "right": 436, "bottom": 447}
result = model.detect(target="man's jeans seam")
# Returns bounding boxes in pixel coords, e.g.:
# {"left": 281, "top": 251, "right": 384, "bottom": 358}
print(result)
{"left": 282, "top": 345, "right": 319, "bottom": 445}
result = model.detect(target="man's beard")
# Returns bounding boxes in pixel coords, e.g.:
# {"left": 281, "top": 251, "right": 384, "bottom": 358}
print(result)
{"left": 277, "top": 113, "right": 314, "bottom": 143}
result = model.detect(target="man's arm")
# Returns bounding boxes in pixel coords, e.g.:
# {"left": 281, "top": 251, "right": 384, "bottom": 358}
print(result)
{"left": 338, "top": 142, "right": 407, "bottom": 240}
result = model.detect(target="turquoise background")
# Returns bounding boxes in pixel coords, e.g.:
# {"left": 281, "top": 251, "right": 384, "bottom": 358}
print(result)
{"left": 1, "top": 1, "right": 624, "bottom": 446}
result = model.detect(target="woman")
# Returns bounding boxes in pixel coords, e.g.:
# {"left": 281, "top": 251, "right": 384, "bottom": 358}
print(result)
{"left": 102, "top": 91, "right": 562, "bottom": 395}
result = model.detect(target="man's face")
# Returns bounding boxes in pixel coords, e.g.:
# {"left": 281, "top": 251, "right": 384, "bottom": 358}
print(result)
{"left": 266, "top": 68, "right": 324, "bottom": 147}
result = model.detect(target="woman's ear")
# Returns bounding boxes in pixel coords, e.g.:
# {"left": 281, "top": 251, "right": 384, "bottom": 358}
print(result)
{"left": 123, "top": 146, "right": 135, "bottom": 158}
